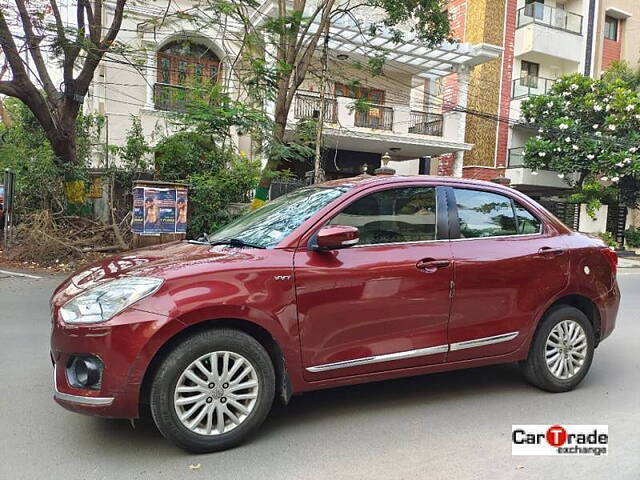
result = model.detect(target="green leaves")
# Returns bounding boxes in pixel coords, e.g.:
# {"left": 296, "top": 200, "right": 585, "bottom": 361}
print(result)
{"left": 185, "top": 155, "right": 261, "bottom": 238}
{"left": 521, "top": 72, "right": 640, "bottom": 208}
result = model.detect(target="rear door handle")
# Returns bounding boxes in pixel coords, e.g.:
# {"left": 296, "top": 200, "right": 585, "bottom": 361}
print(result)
{"left": 416, "top": 258, "right": 450, "bottom": 273}
{"left": 537, "top": 247, "right": 565, "bottom": 258}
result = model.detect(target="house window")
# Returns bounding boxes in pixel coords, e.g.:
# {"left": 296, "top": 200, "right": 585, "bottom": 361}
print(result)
{"left": 604, "top": 15, "right": 618, "bottom": 41}
{"left": 155, "top": 41, "right": 221, "bottom": 111}
{"left": 520, "top": 61, "right": 540, "bottom": 88}
{"left": 156, "top": 41, "right": 220, "bottom": 87}
{"left": 334, "top": 82, "right": 385, "bottom": 105}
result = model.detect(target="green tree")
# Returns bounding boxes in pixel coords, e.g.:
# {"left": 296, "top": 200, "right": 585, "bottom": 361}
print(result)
{"left": 200, "top": 0, "right": 451, "bottom": 206}
{"left": 153, "top": 84, "right": 265, "bottom": 237}
{"left": 0, "top": 98, "right": 100, "bottom": 214}
{"left": 521, "top": 73, "right": 640, "bottom": 211}
{"left": 0, "top": 0, "right": 126, "bottom": 166}
{"left": 602, "top": 61, "right": 640, "bottom": 91}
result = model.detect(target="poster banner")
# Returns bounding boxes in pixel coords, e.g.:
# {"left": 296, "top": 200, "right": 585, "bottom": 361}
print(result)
{"left": 176, "top": 188, "right": 188, "bottom": 234}
{"left": 158, "top": 189, "right": 177, "bottom": 233}
{"left": 132, "top": 187, "right": 144, "bottom": 234}
{"left": 133, "top": 186, "right": 188, "bottom": 235}
{"left": 143, "top": 188, "right": 162, "bottom": 235}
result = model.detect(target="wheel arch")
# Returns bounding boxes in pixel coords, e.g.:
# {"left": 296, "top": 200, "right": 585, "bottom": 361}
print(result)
{"left": 139, "top": 318, "right": 293, "bottom": 414}
{"left": 541, "top": 294, "right": 602, "bottom": 345}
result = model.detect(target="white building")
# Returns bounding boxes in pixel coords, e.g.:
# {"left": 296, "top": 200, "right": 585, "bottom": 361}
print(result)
{"left": 85, "top": 1, "right": 501, "bottom": 180}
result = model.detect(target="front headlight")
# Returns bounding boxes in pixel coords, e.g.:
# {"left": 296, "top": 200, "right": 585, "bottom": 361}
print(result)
{"left": 60, "top": 277, "right": 163, "bottom": 324}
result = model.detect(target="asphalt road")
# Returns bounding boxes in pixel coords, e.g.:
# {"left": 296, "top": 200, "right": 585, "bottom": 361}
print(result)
{"left": 1, "top": 269, "right": 639, "bottom": 480}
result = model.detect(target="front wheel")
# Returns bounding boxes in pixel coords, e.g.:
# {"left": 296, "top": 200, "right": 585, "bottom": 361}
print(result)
{"left": 150, "top": 328, "right": 275, "bottom": 453}
{"left": 520, "top": 306, "right": 595, "bottom": 392}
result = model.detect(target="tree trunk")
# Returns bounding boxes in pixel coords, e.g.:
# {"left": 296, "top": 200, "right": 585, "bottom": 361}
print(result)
{"left": 47, "top": 127, "right": 78, "bottom": 166}
{"left": 252, "top": 97, "right": 291, "bottom": 208}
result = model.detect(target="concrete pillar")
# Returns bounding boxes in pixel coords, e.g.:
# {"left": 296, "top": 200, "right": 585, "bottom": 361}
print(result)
{"left": 392, "top": 105, "right": 410, "bottom": 134}
{"left": 144, "top": 44, "right": 157, "bottom": 109}
{"left": 337, "top": 96, "right": 355, "bottom": 128}
{"left": 452, "top": 65, "right": 471, "bottom": 178}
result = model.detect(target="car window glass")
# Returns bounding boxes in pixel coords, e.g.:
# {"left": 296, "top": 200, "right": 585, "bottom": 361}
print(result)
{"left": 514, "top": 202, "right": 541, "bottom": 234}
{"left": 454, "top": 189, "right": 517, "bottom": 238}
{"left": 330, "top": 187, "right": 437, "bottom": 245}
{"left": 208, "top": 186, "right": 346, "bottom": 248}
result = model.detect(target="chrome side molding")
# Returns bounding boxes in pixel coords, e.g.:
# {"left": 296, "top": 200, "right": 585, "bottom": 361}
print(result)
{"left": 306, "top": 344, "right": 449, "bottom": 373}
{"left": 306, "top": 331, "right": 519, "bottom": 373}
{"left": 449, "top": 331, "right": 519, "bottom": 351}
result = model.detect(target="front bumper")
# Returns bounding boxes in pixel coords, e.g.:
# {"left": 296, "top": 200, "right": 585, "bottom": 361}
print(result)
{"left": 53, "top": 366, "right": 114, "bottom": 406}
{"left": 51, "top": 306, "right": 168, "bottom": 419}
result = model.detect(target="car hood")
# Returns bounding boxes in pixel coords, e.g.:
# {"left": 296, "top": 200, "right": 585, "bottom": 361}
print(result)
{"left": 54, "top": 241, "right": 264, "bottom": 301}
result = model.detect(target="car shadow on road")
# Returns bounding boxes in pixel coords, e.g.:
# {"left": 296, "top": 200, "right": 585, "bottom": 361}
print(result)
{"left": 259, "top": 362, "right": 528, "bottom": 437}
{"left": 88, "top": 362, "right": 529, "bottom": 453}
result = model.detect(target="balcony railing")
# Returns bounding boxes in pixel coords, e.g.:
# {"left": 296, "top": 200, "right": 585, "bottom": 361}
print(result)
{"left": 354, "top": 104, "right": 393, "bottom": 130}
{"left": 512, "top": 76, "right": 556, "bottom": 99}
{"left": 517, "top": 3, "right": 583, "bottom": 35}
{"left": 294, "top": 94, "right": 338, "bottom": 123}
{"left": 154, "top": 83, "right": 194, "bottom": 112}
{"left": 408, "top": 111, "right": 443, "bottom": 136}
{"left": 508, "top": 147, "right": 525, "bottom": 168}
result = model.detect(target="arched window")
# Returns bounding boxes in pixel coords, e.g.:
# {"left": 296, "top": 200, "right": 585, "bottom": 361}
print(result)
{"left": 155, "top": 40, "right": 221, "bottom": 111}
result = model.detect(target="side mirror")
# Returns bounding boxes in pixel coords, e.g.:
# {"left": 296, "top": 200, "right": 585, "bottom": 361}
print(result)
{"left": 311, "top": 225, "right": 359, "bottom": 251}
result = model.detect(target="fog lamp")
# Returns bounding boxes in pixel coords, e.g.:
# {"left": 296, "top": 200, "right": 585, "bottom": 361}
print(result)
{"left": 66, "top": 355, "right": 103, "bottom": 390}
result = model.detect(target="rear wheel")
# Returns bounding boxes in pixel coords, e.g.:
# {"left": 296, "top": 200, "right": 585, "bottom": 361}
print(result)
{"left": 150, "top": 328, "right": 275, "bottom": 453}
{"left": 520, "top": 306, "right": 595, "bottom": 392}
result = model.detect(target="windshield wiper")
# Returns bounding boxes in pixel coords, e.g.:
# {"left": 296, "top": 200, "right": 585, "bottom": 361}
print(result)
{"left": 208, "top": 238, "right": 266, "bottom": 249}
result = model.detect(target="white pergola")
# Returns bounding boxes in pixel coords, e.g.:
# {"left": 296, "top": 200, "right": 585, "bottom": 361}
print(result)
{"left": 305, "top": 15, "right": 502, "bottom": 79}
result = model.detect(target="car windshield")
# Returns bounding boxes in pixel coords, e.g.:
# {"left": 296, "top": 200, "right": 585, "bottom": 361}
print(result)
{"left": 207, "top": 186, "right": 348, "bottom": 248}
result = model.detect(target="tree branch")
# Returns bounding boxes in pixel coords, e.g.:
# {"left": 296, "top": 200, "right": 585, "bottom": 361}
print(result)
{"left": 0, "top": 8, "right": 29, "bottom": 81}
{"left": 49, "top": 0, "right": 68, "bottom": 44}
{"left": 14, "top": 0, "right": 57, "bottom": 97}
{"left": 0, "top": 80, "right": 21, "bottom": 98}
{"left": 101, "top": 0, "right": 126, "bottom": 48}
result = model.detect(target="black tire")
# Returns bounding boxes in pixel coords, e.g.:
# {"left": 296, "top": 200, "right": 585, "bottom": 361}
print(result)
{"left": 520, "top": 306, "right": 595, "bottom": 393}
{"left": 150, "top": 328, "right": 275, "bottom": 453}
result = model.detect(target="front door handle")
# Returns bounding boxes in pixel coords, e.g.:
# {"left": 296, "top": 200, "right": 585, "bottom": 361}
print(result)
{"left": 537, "top": 247, "right": 565, "bottom": 258}
{"left": 416, "top": 258, "right": 450, "bottom": 273}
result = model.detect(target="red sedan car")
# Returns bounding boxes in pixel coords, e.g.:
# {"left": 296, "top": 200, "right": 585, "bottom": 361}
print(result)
{"left": 50, "top": 175, "right": 619, "bottom": 452}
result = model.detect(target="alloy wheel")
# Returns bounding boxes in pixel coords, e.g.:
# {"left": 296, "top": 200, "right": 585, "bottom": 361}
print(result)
{"left": 174, "top": 351, "right": 259, "bottom": 435}
{"left": 544, "top": 320, "right": 588, "bottom": 380}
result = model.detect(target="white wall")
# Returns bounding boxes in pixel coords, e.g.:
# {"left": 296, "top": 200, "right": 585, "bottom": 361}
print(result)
{"left": 387, "top": 159, "right": 419, "bottom": 175}
{"left": 579, "top": 204, "right": 608, "bottom": 233}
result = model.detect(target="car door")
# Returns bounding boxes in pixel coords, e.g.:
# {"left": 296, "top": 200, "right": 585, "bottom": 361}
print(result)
{"left": 446, "top": 186, "right": 570, "bottom": 362}
{"left": 293, "top": 184, "right": 453, "bottom": 380}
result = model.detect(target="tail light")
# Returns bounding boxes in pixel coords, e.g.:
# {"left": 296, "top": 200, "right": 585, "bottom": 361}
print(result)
{"left": 600, "top": 247, "right": 618, "bottom": 275}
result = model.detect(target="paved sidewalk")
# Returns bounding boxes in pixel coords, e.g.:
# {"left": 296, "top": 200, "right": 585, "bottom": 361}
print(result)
{"left": 618, "top": 256, "right": 640, "bottom": 268}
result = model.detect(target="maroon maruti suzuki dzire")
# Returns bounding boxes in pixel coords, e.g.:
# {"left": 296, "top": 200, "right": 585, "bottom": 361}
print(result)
{"left": 50, "top": 175, "right": 619, "bottom": 452}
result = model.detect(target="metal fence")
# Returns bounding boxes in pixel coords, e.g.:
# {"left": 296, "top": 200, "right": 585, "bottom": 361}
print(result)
{"left": 154, "top": 83, "right": 192, "bottom": 112}
{"left": 516, "top": 3, "right": 583, "bottom": 34}
{"left": 294, "top": 94, "right": 338, "bottom": 123}
{"left": 2, "top": 169, "right": 16, "bottom": 248}
{"left": 354, "top": 104, "right": 393, "bottom": 130}
{"left": 269, "top": 178, "right": 305, "bottom": 200}
{"left": 409, "top": 111, "right": 443, "bottom": 136}
{"left": 512, "top": 76, "right": 556, "bottom": 99}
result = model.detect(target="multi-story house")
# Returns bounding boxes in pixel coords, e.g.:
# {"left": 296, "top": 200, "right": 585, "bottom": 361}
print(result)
{"left": 441, "top": 0, "right": 640, "bottom": 238}
{"left": 84, "top": 1, "right": 500, "bottom": 187}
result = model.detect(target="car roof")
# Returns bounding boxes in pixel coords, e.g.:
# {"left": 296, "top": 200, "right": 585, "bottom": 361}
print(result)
{"left": 318, "top": 174, "right": 514, "bottom": 193}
